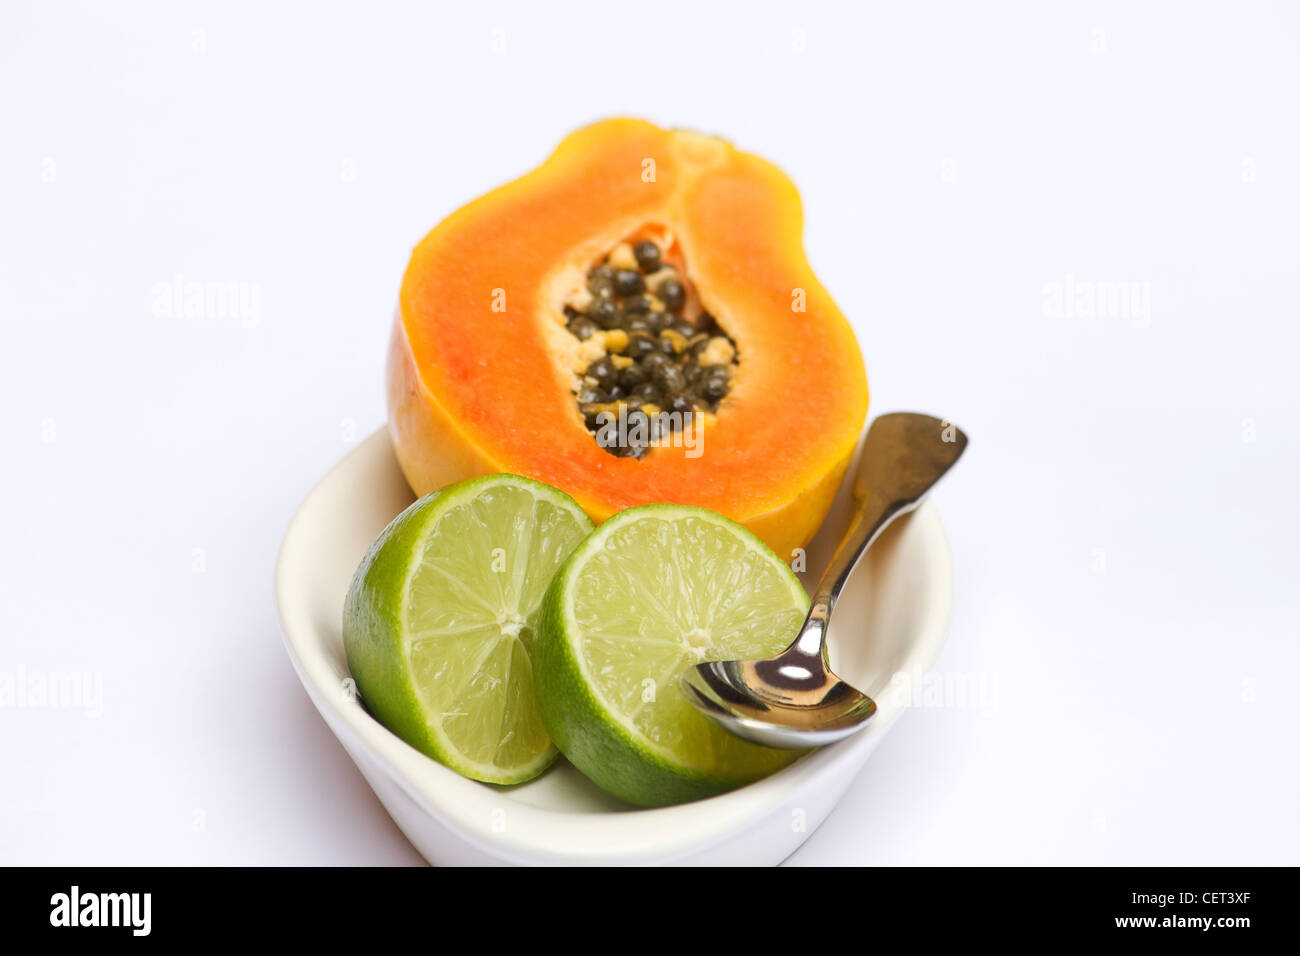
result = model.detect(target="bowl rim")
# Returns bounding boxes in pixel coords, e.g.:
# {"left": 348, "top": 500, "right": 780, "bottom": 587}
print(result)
{"left": 275, "top": 429, "right": 954, "bottom": 864}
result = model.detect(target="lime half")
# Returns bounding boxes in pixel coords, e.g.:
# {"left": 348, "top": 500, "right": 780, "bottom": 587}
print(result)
{"left": 343, "top": 474, "right": 594, "bottom": 785}
{"left": 535, "top": 504, "right": 810, "bottom": 806}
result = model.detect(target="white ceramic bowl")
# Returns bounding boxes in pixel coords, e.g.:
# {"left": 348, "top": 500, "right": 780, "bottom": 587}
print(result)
{"left": 276, "top": 429, "right": 954, "bottom": 865}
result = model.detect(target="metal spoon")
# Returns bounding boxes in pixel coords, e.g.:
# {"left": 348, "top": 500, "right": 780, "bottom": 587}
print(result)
{"left": 681, "top": 412, "right": 968, "bottom": 748}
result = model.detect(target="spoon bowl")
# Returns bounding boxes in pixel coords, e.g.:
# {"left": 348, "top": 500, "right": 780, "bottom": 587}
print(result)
{"left": 683, "top": 655, "right": 878, "bottom": 749}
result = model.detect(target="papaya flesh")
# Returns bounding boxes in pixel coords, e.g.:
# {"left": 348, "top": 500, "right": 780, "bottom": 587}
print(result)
{"left": 389, "top": 118, "right": 868, "bottom": 558}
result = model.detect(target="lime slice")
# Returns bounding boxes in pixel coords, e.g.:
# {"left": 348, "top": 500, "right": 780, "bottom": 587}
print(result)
{"left": 534, "top": 504, "right": 810, "bottom": 806}
{"left": 343, "top": 474, "right": 594, "bottom": 785}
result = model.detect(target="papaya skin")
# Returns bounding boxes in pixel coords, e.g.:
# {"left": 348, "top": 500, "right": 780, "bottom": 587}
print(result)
{"left": 388, "top": 118, "right": 868, "bottom": 559}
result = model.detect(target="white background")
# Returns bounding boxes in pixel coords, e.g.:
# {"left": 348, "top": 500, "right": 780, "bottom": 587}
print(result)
{"left": 2, "top": 1, "right": 1297, "bottom": 865}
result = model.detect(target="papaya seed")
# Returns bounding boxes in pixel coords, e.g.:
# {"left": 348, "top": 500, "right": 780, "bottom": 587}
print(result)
{"left": 563, "top": 236, "right": 739, "bottom": 457}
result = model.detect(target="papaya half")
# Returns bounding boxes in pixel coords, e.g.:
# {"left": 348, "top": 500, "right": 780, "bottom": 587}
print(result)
{"left": 388, "top": 118, "right": 868, "bottom": 558}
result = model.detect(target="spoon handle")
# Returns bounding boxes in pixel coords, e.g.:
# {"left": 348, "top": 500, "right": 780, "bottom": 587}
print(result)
{"left": 793, "top": 413, "right": 968, "bottom": 658}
